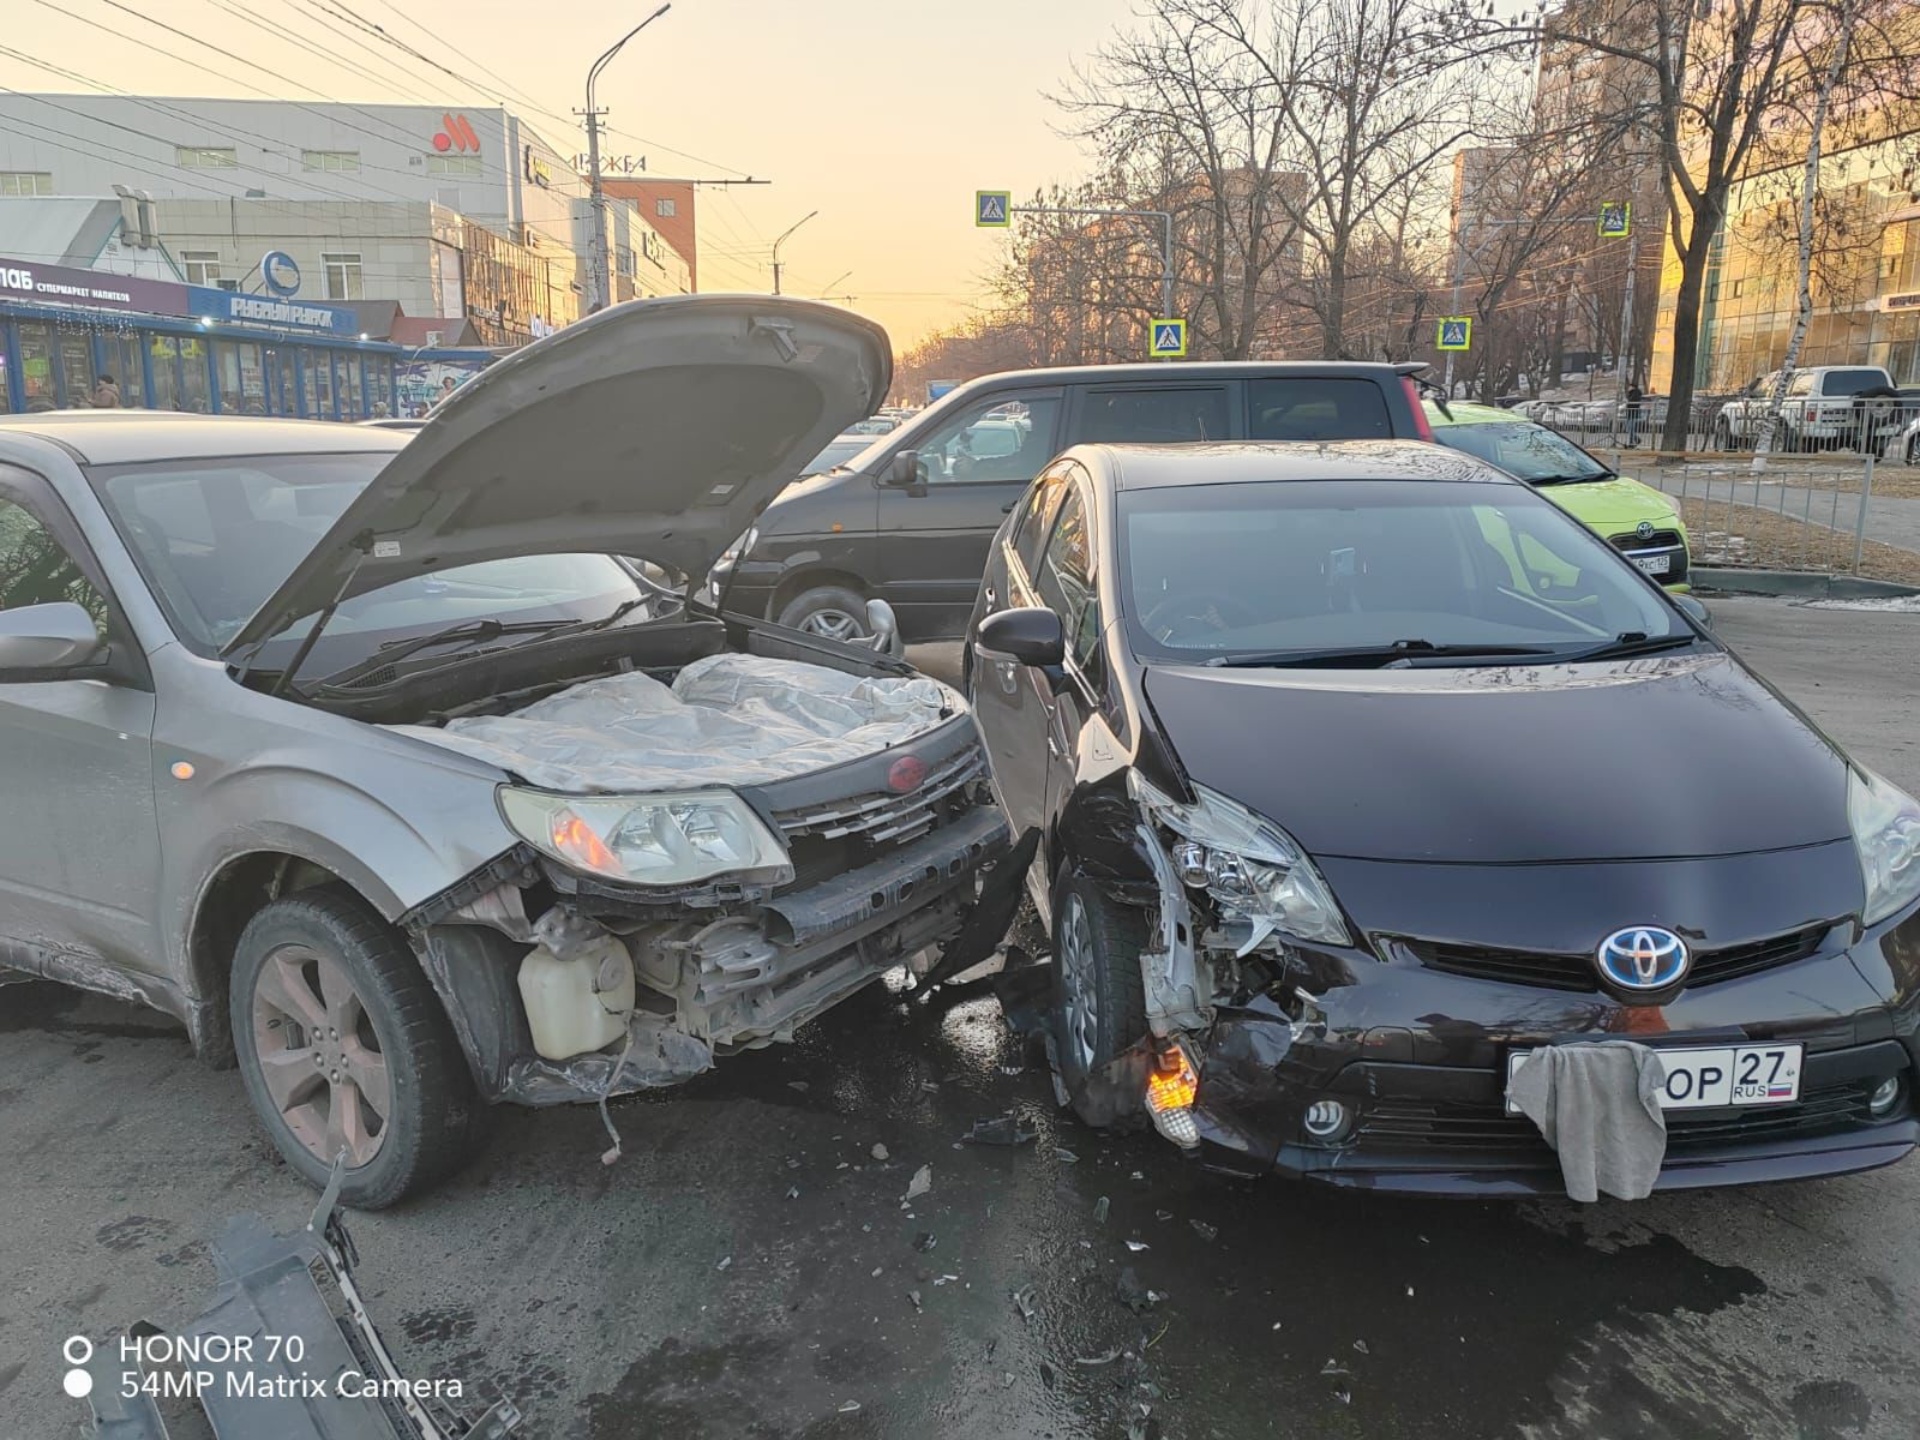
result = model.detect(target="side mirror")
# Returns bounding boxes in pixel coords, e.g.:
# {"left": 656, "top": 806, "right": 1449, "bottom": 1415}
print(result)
{"left": 883, "top": 450, "right": 921, "bottom": 488}
{"left": 863, "top": 598, "right": 904, "bottom": 658}
{"left": 975, "top": 606, "right": 1065, "bottom": 668}
{"left": 0, "top": 601, "right": 107, "bottom": 678}
{"left": 1674, "top": 593, "right": 1713, "bottom": 630}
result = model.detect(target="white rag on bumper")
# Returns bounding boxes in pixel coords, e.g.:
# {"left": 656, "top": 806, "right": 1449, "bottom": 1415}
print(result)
{"left": 1507, "top": 1042, "right": 1669, "bottom": 1202}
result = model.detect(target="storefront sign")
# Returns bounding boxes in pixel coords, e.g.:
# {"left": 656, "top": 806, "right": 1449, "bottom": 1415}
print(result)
{"left": 1884, "top": 291, "right": 1920, "bottom": 312}
{"left": 0, "top": 256, "right": 188, "bottom": 315}
{"left": 261, "top": 250, "right": 301, "bottom": 297}
{"left": 524, "top": 146, "right": 554, "bottom": 189}
{"left": 189, "top": 285, "right": 356, "bottom": 335}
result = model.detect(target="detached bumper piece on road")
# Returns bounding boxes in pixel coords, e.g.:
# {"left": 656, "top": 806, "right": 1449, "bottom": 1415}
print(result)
{"left": 1176, "top": 925, "right": 1920, "bottom": 1198}
{"left": 79, "top": 1163, "right": 522, "bottom": 1438}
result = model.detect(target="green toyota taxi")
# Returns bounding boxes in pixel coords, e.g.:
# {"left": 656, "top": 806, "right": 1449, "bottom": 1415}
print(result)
{"left": 1425, "top": 401, "right": 1693, "bottom": 592}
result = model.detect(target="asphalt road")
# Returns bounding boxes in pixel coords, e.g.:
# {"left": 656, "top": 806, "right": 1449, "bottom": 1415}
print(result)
{"left": 4, "top": 597, "right": 1918, "bottom": 1440}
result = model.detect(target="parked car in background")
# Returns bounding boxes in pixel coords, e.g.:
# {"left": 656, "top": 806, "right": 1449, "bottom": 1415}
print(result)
{"left": 719, "top": 362, "right": 1435, "bottom": 643}
{"left": 1712, "top": 366, "right": 1901, "bottom": 453}
{"left": 965, "top": 438, "right": 1919, "bottom": 1196}
{"left": 1426, "top": 401, "right": 1693, "bottom": 592}
{"left": 0, "top": 297, "right": 1010, "bottom": 1208}
{"left": 803, "top": 432, "right": 886, "bottom": 476}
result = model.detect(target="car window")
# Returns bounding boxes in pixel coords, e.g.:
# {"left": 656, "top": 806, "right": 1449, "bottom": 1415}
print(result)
{"left": 1787, "top": 372, "right": 1816, "bottom": 397}
{"left": 1032, "top": 484, "right": 1095, "bottom": 645}
{"left": 0, "top": 496, "right": 109, "bottom": 633}
{"left": 91, "top": 454, "right": 644, "bottom": 657}
{"left": 1248, "top": 378, "right": 1393, "bottom": 441}
{"left": 1819, "top": 369, "right": 1889, "bottom": 396}
{"left": 1078, "top": 386, "right": 1231, "bottom": 444}
{"left": 1011, "top": 465, "right": 1071, "bottom": 573}
{"left": 914, "top": 393, "right": 1061, "bottom": 484}
{"left": 1118, "top": 479, "right": 1685, "bottom": 661}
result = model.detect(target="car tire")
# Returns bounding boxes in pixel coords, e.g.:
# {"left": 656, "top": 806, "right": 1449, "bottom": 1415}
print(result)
{"left": 231, "top": 886, "right": 490, "bottom": 1209}
{"left": 778, "top": 585, "right": 871, "bottom": 644}
{"left": 1907, "top": 435, "right": 1919, "bottom": 468}
{"left": 1050, "top": 872, "right": 1149, "bottom": 1127}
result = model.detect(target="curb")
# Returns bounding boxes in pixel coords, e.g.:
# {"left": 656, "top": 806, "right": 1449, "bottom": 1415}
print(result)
{"left": 1691, "top": 566, "right": 1920, "bottom": 600}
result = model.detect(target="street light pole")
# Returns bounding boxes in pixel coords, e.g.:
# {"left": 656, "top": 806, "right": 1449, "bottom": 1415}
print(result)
{"left": 581, "top": 3, "right": 671, "bottom": 314}
{"left": 771, "top": 210, "right": 818, "bottom": 296}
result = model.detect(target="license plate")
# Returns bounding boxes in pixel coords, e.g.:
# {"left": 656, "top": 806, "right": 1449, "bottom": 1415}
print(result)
{"left": 1507, "top": 1043, "right": 1802, "bottom": 1113}
{"left": 1631, "top": 552, "right": 1671, "bottom": 576}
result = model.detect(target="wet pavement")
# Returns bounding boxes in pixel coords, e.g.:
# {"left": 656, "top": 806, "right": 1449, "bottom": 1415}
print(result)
{"left": 2, "top": 597, "right": 1918, "bottom": 1439}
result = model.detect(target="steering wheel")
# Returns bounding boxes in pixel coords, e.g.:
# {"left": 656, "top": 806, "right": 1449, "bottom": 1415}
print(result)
{"left": 1141, "top": 591, "right": 1262, "bottom": 642}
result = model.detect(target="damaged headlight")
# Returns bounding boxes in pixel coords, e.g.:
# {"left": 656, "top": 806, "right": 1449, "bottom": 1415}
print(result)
{"left": 1849, "top": 767, "right": 1920, "bottom": 924}
{"left": 1129, "top": 772, "right": 1350, "bottom": 951}
{"left": 499, "top": 787, "right": 793, "bottom": 887}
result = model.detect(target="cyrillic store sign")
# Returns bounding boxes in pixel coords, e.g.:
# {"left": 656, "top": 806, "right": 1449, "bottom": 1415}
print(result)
{"left": 0, "top": 257, "right": 188, "bottom": 315}
{"left": 189, "top": 285, "right": 357, "bottom": 335}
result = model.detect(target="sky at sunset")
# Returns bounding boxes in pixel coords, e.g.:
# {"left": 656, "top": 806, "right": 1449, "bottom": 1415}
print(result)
{"left": 3, "top": 0, "right": 1146, "bottom": 350}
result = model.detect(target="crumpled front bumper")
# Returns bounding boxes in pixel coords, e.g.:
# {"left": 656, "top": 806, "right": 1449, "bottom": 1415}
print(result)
{"left": 1178, "top": 931, "right": 1920, "bottom": 1198}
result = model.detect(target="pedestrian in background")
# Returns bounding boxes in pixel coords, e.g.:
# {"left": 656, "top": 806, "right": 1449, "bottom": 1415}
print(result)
{"left": 1624, "top": 379, "right": 1644, "bottom": 448}
{"left": 91, "top": 374, "right": 120, "bottom": 408}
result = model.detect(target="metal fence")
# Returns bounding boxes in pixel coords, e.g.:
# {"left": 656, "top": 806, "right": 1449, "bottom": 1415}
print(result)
{"left": 1536, "top": 395, "right": 1920, "bottom": 459}
{"left": 1592, "top": 451, "right": 1892, "bottom": 577}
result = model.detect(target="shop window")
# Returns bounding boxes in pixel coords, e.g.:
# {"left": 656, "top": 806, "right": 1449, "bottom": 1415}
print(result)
{"left": 215, "top": 341, "right": 266, "bottom": 415}
{"left": 177, "top": 337, "right": 210, "bottom": 413}
{"left": 426, "top": 154, "right": 482, "bottom": 176}
{"left": 301, "top": 150, "right": 360, "bottom": 173}
{"left": 0, "top": 352, "right": 11, "bottom": 414}
{"left": 148, "top": 335, "right": 180, "bottom": 411}
{"left": 57, "top": 333, "right": 96, "bottom": 406}
{"left": 323, "top": 253, "right": 364, "bottom": 301}
{"left": 340, "top": 354, "right": 365, "bottom": 420}
{"left": 17, "top": 323, "right": 55, "bottom": 411}
{"left": 313, "top": 351, "right": 334, "bottom": 418}
{"left": 181, "top": 251, "right": 223, "bottom": 288}
{"left": 0, "top": 172, "right": 53, "bottom": 196}
{"left": 108, "top": 334, "right": 144, "bottom": 408}
{"left": 175, "top": 146, "right": 237, "bottom": 168}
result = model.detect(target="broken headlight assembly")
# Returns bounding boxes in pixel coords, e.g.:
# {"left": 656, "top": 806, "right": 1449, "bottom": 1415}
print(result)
{"left": 1129, "top": 772, "right": 1349, "bottom": 951}
{"left": 499, "top": 786, "right": 794, "bottom": 887}
{"left": 1849, "top": 766, "right": 1920, "bottom": 924}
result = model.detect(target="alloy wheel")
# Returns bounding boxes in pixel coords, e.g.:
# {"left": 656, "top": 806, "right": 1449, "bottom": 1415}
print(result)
{"left": 250, "top": 944, "right": 390, "bottom": 1167}
{"left": 1057, "top": 894, "right": 1100, "bottom": 1073}
{"left": 799, "top": 607, "right": 867, "bottom": 643}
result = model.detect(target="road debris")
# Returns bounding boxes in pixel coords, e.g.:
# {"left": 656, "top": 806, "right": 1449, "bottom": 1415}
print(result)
{"left": 903, "top": 1164, "right": 932, "bottom": 1203}
{"left": 785, "top": 1186, "right": 800, "bottom": 1200}
{"left": 1075, "top": 1348, "right": 1123, "bottom": 1367}
{"left": 907, "top": 1289, "right": 923, "bottom": 1313}
{"left": 838, "top": 1400, "right": 862, "bottom": 1414}
{"left": 1353, "top": 1339, "right": 1370, "bottom": 1355}
{"left": 1189, "top": 1219, "right": 1218, "bottom": 1243}
{"left": 1116, "top": 1266, "right": 1159, "bottom": 1314}
{"left": 787, "top": 1080, "right": 810, "bottom": 1092}
{"left": 717, "top": 1256, "right": 733, "bottom": 1271}
{"left": 1039, "top": 1361, "right": 1056, "bottom": 1390}
{"left": 872, "top": 1142, "right": 890, "bottom": 1161}
{"left": 1093, "top": 1196, "right": 1111, "bottom": 1224}
{"left": 963, "top": 1112, "right": 1038, "bottom": 1146}
{"left": 1055, "top": 1148, "right": 1080, "bottom": 1164}
{"left": 1125, "top": 1240, "right": 1150, "bottom": 1253}
{"left": 1013, "top": 1285, "right": 1038, "bottom": 1323}
{"left": 914, "top": 1232, "right": 938, "bottom": 1253}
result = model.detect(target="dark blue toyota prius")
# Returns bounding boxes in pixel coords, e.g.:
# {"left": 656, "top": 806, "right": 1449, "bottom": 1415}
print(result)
{"left": 964, "top": 439, "right": 1920, "bottom": 1195}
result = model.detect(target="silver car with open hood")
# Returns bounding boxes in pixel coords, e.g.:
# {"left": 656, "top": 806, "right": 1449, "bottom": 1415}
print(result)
{"left": 0, "top": 296, "right": 1008, "bottom": 1207}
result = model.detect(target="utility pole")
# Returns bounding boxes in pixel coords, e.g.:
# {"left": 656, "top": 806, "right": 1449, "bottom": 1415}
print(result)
{"left": 771, "top": 210, "right": 817, "bottom": 296}
{"left": 580, "top": 4, "right": 671, "bottom": 314}
{"left": 1615, "top": 232, "right": 1640, "bottom": 393}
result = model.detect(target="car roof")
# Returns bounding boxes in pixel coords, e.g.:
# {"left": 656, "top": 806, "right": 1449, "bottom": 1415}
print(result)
{"left": 1423, "top": 400, "right": 1520, "bottom": 427}
{"left": 1074, "top": 439, "right": 1516, "bottom": 491}
{"left": 0, "top": 411, "right": 407, "bottom": 465}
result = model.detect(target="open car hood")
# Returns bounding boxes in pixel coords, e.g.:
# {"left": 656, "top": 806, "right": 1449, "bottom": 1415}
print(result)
{"left": 223, "top": 295, "right": 891, "bottom": 656}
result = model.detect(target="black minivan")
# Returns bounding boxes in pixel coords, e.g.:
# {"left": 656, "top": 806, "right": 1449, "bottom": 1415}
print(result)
{"left": 716, "top": 362, "right": 1432, "bottom": 642}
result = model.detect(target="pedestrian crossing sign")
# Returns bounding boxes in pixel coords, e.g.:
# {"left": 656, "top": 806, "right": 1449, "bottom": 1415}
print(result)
{"left": 975, "top": 191, "right": 1011, "bottom": 228}
{"left": 1436, "top": 316, "right": 1472, "bottom": 351}
{"left": 1598, "top": 202, "right": 1632, "bottom": 238}
{"left": 1149, "top": 318, "right": 1187, "bottom": 358}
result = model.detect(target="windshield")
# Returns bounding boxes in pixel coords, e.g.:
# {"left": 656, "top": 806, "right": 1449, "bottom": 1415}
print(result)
{"left": 91, "top": 453, "right": 646, "bottom": 665}
{"left": 1430, "top": 418, "right": 1610, "bottom": 483}
{"left": 805, "top": 435, "right": 882, "bottom": 473}
{"left": 1119, "top": 479, "right": 1689, "bottom": 663}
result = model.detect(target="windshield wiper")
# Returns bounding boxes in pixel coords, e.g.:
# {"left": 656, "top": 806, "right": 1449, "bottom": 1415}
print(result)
{"left": 507, "top": 596, "right": 654, "bottom": 648}
{"left": 1205, "top": 639, "right": 1560, "bottom": 669}
{"left": 309, "top": 616, "right": 565, "bottom": 690}
{"left": 1528, "top": 472, "right": 1612, "bottom": 487}
{"left": 1558, "top": 631, "right": 1699, "bottom": 663}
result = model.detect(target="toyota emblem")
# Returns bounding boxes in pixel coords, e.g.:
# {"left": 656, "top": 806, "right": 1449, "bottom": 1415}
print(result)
{"left": 1636, "top": 519, "right": 1656, "bottom": 540}
{"left": 1596, "top": 927, "right": 1689, "bottom": 991}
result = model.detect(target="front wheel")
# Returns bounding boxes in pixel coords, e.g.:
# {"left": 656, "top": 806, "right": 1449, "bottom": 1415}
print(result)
{"left": 777, "top": 585, "right": 871, "bottom": 644}
{"left": 1050, "top": 873, "right": 1148, "bottom": 1127}
{"left": 231, "top": 887, "right": 490, "bottom": 1208}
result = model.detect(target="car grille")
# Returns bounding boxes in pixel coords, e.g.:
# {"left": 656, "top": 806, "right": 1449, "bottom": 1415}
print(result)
{"left": 1403, "top": 923, "right": 1828, "bottom": 993}
{"left": 1611, "top": 531, "right": 1689, "bottom": 585}
{"left": 770, "top": 743, "right": 988, "bottom": 849}
{"left": 1357, "top": 1080, "right": 1878, "bottom": 1155}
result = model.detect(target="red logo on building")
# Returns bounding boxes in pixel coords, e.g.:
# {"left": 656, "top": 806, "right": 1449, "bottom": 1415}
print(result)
{"left": 432, "top": 114, "right": 480, "bottom": 153}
